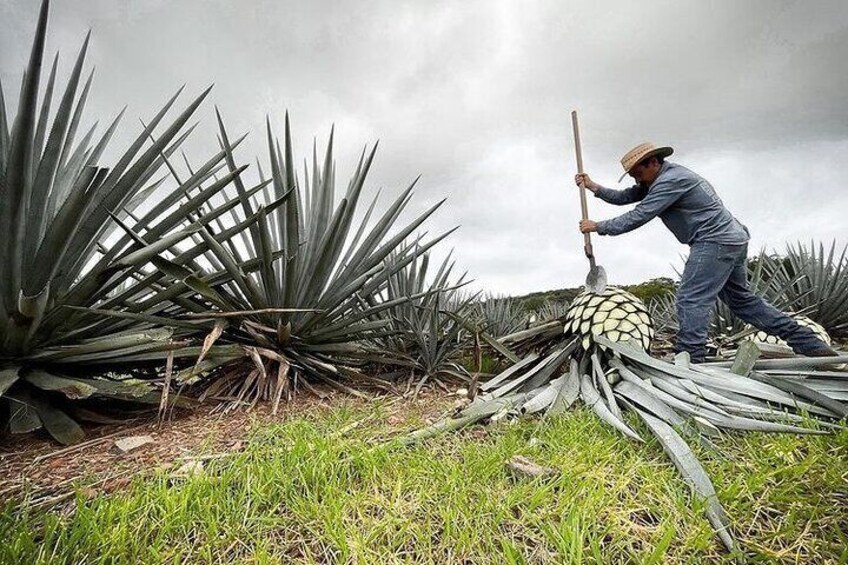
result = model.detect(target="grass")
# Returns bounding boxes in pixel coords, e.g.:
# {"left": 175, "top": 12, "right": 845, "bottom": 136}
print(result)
{"left": 1, "top": 399, "right": 846, "bottom": 564}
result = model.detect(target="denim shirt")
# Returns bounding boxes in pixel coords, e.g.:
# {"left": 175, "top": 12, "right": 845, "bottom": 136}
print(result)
{"left": 594, "top": 161, "right": 750, "bottom": 245}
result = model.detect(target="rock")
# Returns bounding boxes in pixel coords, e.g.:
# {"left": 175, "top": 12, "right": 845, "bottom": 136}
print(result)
{"left": 452, "top": 398, "right": 470, "bottom": 411}
{"left": 78, "top": 486, "right": 98, "bottom": 500}
{"left": 172, "top": 460, "right": 204, "bottom": 478}
{"left": 455, "top": 388, "right": 468, "bottom": 397}
{"left": 114, "top": 435, "right": 154, "bottom": 453}
{"left": 505, "top": 455, "right": 558, "bottom": 479}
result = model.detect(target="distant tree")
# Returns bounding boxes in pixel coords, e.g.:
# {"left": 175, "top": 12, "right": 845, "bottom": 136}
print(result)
{"left": 625, "top": 277, "right": 677, "bottom": 302}
{"left": 522, "top": 295, "right": 547, "bottom": 311}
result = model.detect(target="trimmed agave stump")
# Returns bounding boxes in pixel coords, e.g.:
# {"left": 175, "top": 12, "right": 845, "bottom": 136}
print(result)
{"left": 564, "top": 287, "right": 654, "bottom": 351}
{"left": 405, "top": 286, "right": 848, "bottom": 553}
{"left": 748, "top": 314, "right": 832, "bottom": 346}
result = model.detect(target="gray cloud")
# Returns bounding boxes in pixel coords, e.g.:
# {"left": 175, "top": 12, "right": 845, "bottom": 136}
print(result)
{"left": 2, "top": 0, "right": 847, "bottom": 295}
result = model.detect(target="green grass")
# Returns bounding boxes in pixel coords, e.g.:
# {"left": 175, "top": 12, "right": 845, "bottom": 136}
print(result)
{"left": 2, "top": 401, "right": 846, "bottom": 564}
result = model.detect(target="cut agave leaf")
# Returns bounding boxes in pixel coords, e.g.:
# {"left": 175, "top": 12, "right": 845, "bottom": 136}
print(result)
{"left": 461, "top": 391, "right": 539, "bottom": 420}
{"left": 631, "top": 407, "right": 735, "bottom": 552}
{"left": 545, "top": 360, "right": 581, "bottom": 416}
{"left": 398, "top": 413, "right": 484, "bottom": 447}
{"left": 520, "top": 378, "right": 566, "bottom": 415}
{"left": 747, "top": 372, "right": 848, "bottom": 419}
{"left": 580, "top": 374, "right": 643, "bottom": 442}
{"left": 614, "top": 380, "right": 686, "bottom": 429}
{"left": 479, "top": 353, "right": 540, "bottom": 392}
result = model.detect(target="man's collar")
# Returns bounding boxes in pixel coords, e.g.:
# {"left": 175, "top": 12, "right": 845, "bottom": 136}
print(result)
{"left": 647, "top": 161, "right": 671, "bottom": 189}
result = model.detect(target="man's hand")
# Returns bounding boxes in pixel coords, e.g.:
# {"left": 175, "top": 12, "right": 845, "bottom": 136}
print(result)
{"left": 579, "top": 219, "right": 598, "bottom": 233}
{"left": 575, "top": 173, "right": 600, "bottom": 193}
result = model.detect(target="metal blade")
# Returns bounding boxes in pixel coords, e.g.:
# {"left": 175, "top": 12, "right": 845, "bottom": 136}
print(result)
{"left": 585, "top": 265, "right": 607, "bottom": 293}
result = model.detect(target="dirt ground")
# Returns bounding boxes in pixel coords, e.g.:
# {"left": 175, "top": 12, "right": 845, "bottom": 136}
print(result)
{"left": 0, "top": 387, "right": 453, "bottom": 511}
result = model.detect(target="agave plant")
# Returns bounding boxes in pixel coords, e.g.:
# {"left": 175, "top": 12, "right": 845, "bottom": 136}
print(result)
{"left": 646, "top": 293, "right": 678, "bottom": 340}
{"left": 533, "top": 299, "right": 570, "bottom": 323}
{"left": 0, "top": 0, "right": 248, "bottom": 443}
{"left": 373, "top": 250, "right": 474, "bottom": 393}
{"left": 158, "top": 113, "right": 455, "bottom": 410}
{"left": 470, "top": 295, "right": 527, "bottom": 339}
{"left": 776, "top": 241, "right": 848, "bottom": 338}
{"left": 406, "top": 286, "right": 848, "bottom": 553}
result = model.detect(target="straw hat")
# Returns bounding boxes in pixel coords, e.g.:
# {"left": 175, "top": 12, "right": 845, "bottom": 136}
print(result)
{"left": 618, "top": 142, "right": 674, "bottom": 182}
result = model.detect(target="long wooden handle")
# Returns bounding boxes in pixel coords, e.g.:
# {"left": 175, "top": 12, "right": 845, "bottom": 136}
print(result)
{"left": 571, "top": 111, "right": 595, "bottom": 264}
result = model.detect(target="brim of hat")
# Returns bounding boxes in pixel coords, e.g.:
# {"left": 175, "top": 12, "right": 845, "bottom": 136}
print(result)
{"left": 617, "top": 146, "right": 674, "bottom": 182}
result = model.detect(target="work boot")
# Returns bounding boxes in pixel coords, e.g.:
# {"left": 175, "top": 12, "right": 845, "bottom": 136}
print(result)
{"left": 801, "top": 346, "right": 840, "bottom": 357}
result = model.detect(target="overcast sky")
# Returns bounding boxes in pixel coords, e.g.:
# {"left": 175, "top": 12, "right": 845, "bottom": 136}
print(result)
{"left": 2, "top": 0, "right": 847, "bottom": 295}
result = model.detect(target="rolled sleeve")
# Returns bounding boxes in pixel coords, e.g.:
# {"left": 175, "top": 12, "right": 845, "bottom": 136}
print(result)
{"left": 596, "top": 179, "right": 687, "bottom": 236}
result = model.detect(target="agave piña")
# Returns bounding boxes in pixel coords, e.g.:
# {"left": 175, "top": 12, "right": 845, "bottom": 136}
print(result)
{"left": 563, "top": 287, "right": 653, "bottom": 352}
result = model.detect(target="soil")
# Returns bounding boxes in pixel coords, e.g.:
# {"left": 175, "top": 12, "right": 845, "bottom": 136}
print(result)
{"left": 0, "top": 386, "right": 454, "bottom": 510}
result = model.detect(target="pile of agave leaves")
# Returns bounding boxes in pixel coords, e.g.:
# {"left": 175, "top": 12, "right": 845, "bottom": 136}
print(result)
{"left": 404, "top": 307, "right": 848, "bottom": 552}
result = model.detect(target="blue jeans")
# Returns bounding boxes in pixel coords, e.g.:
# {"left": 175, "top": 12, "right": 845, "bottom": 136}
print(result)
{"left": 675, "top": 242, "right": 827, "bottom": 362}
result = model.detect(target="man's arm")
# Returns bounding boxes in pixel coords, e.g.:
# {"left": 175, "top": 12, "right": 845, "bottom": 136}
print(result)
{"left": 574, "top": 173, "right": 647, "bottom": 205}
{"left": 593, "top": 185, "right": 648, "bottom": 205}
{"left": 595, "top": 179, "right": 688, "bottom": 236}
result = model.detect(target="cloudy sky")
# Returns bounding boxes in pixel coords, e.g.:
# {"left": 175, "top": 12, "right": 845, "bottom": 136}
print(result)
{"left": 2, "top": 0, "right": 847, "bottom": 295}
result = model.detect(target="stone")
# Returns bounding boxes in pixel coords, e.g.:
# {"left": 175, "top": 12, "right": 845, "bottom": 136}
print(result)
{"left": 114, "top": 435, "right": 154, "bottom": 453}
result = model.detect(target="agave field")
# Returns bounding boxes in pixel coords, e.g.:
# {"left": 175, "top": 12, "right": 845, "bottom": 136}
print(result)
{"left": 2, "top": 1, "right": 848, "bottom": 561}
{"left": 0, "top": 0, "right": 463, "bottom": 443}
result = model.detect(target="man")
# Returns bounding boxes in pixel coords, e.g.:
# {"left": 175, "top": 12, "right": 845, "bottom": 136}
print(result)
{"left": 575, "top": 142, "right": 837, "bottom": 363}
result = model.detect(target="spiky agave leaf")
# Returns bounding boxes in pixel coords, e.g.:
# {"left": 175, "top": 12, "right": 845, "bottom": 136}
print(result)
{"left": 469, "top": 295, "right": 527, "bottom": 339}
{"left": 777, "top": 240, "right": 848, "bottom": 338}
{"left": 646, "top": 293, "right": 678, "bottom": 339}
{"left": 0, "top": 0, "right": 241, "bottom": 443}
{"left": 155, "top": 112, "right": 456, "bottom": 406}
{"left": 534, "top": 299, "right": 570, "bottom": 323}
{"left": 373, "top": 249, "right": 474, "bottom": 387}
